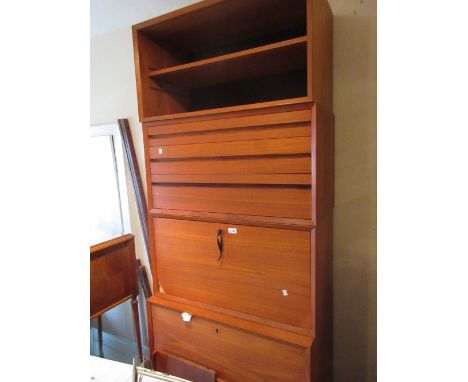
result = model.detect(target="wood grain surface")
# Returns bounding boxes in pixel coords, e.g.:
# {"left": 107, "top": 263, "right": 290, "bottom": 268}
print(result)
{"left": 151, "top": 301, "right": 311, "bottom": 382}
{"left": 154, "top": 218, "right": 312, "bottom": 328}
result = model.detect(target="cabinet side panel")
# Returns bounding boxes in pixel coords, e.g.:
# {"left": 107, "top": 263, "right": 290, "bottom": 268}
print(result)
{"left": 311, "top": 105, "right": 334, "bottom": 382}
{"left": 309, "top": 0, "right": 333, "bottom": 112}
{"left": 133, "top": 30, "right": 190, "bottom": 119}
{"left": 90, "top": 243, "right": 134, "bottom": 316}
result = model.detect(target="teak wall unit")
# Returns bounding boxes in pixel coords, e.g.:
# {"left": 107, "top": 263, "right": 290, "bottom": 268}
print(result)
{"left": 132, "top": 0, "right": 334, "bottom": 381}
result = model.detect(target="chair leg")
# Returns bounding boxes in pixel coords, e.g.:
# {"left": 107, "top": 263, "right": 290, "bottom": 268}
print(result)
{"left": 131, "top": 297, "right": 143, "bottom": 359}
{"left": 97, "top": 315, "right": 104, "bottom": 358}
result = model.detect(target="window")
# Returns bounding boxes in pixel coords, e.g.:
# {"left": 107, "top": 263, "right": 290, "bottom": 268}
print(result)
{"left": 90, "top": 123, "right": 130, "bottom": 245}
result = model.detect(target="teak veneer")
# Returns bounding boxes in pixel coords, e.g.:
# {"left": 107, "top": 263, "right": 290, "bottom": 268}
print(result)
{"left": 133, "top": 0, "right": 334, "bottom": 381}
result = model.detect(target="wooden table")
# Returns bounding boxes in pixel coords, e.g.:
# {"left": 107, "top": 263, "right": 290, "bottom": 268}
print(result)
{"left": 90, "top": 234, "right": 143, "bottom": 359}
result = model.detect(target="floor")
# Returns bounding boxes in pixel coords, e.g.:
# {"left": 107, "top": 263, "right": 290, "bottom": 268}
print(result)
{"left": 90, "top": 326, "right": 148, "bottom": 364}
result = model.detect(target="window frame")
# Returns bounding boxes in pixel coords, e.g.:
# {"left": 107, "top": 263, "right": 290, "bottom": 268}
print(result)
{"left": 90, "top": 123, "right": 131, "bottom": 238}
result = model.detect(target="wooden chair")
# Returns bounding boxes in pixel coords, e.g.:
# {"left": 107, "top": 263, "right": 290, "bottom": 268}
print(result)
{"left": 90, "top": 234, "right": 143, "bottom": 359}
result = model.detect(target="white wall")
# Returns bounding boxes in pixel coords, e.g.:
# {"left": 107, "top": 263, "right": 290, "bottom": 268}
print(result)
{"left": 330, "top": 0, "right": 376, "bottom": 381}
{"left": 91, "top": 26, "right": 151, "bottom": 345}
{"left": 91, "top": 0, "right": 201, "bottom": 37}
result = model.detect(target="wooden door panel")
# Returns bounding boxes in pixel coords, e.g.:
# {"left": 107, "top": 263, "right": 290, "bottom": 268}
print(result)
{"left": 152, "top": 185, "right": 311, "bottom": 219}
{"left": 154, "top": 218, "right": 311, "bottom": 328}
{"left": 152, "top": 303, "right": 309, "bottom": 382}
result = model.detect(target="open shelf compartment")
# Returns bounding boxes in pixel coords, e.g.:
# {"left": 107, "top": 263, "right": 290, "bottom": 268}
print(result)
{"left": 148, "top": 36, "right": 307, "bottom": 88}
{"left": 133, "top": 0, "right": 309, "bottom": 119}
{"left": 136, "top": 0, "right": 307, "bottom": 66}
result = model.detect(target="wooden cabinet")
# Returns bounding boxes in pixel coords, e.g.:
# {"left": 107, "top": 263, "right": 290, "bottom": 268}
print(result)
{"left": 133, "top": 0, "right": 334, "bottom": 380}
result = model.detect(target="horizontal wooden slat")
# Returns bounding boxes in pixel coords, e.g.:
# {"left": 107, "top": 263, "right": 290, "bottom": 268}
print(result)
{"left": 90, "top": 233, "right": 135, "bottom": 255}
{"left": 153, "top": 185, "right": 311, "bottom": 219}
{"left": 142, "top": 99, "right": 312, "bottom": 124}
{"left": 150, "top": 208, "right": 314, "bottom": 231}
{"left": 151, "top": 156, "right": 311, "bottom": 175}
{"left": 91, "top": 295, "right": 133, "bottom": 320}
{"left": 151, "top": 173, "right": 311, "bottom": 185}
{"left": 148, "top": 123, "right": 310, "bottom": 146}
{"left": 146, "top": 110, "right": 311, "bottom": 135}
{"left": 150, "top": 136, "right": 310, "bottom": 159}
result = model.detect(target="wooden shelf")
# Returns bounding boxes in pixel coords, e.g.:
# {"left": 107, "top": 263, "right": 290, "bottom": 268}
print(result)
{"left": 142, "top": 97, "right": 312, "bottom": 123}
{"left": 148, "top": 37, "right": 307, "bottom": 88}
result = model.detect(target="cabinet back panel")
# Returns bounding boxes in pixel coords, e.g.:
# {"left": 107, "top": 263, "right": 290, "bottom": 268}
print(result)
{"left": 188, "top": 70, "right": 308, "bottom": 112}
{"left": 154, "top": 218, "right": 311, "bottom": 328}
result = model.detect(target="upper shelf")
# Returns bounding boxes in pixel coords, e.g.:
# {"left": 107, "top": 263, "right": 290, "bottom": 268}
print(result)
{"left": 148, "top": 36, "right": 308, "bottom": 89}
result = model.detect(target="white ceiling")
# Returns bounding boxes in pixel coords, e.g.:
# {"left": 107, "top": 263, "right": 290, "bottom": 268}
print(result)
{"left": 90, "top": 0, "right": 202, "bottom": 38}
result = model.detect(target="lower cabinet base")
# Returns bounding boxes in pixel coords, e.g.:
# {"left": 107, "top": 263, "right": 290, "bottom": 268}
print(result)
{"left": 148, "top": 296, "right": 313, "bottom": 382}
